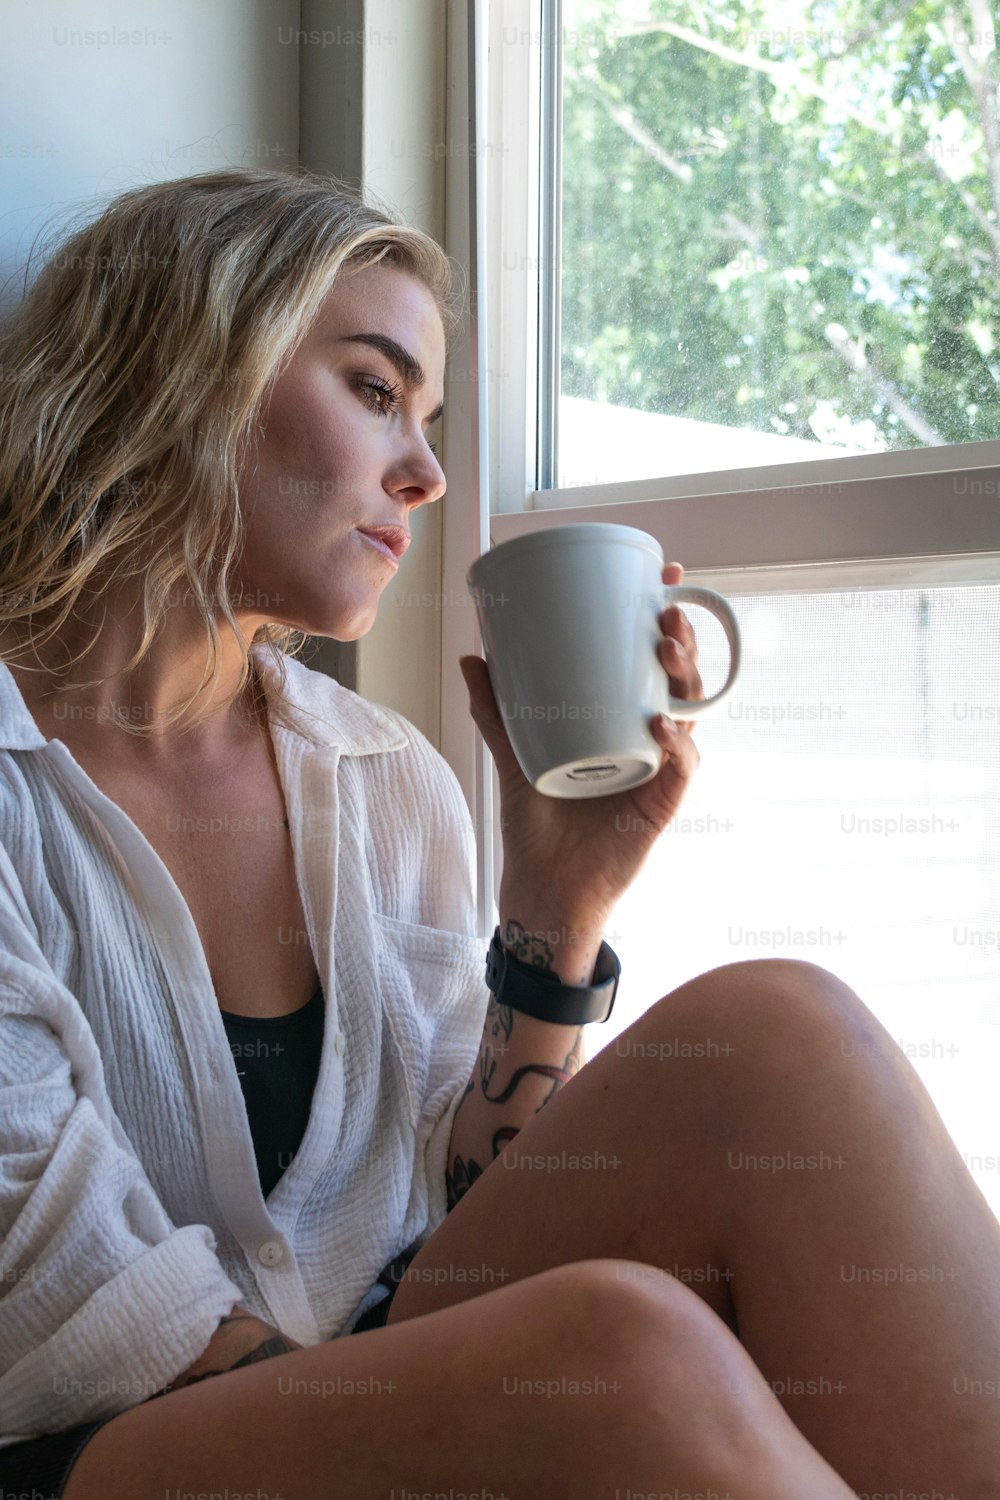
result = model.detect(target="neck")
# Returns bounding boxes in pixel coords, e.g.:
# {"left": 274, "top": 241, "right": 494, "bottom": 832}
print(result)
{"left": 0, "top": 591, "right": 268, "bottom": 770}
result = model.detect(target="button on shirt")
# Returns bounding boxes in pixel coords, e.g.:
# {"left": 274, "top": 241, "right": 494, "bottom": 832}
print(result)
{"left": 0, "top": 644, "right": 494, "bottom": 1444}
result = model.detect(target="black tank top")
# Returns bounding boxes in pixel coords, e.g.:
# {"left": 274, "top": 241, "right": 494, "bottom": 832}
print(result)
{"left": 219, "top": 987, "right": 325, "bottom": 1199}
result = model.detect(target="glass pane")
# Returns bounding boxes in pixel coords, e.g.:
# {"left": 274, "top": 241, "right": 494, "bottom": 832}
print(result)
{"left": 556, "top": 0, "right": 1000, "bottom": 486}
{"left": 589, "top": 584, "right": 1000, "bottom": 1224}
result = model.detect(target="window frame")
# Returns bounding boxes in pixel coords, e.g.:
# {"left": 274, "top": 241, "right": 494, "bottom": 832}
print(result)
{"left": 439, "top": 0, "right": 497, "bottom": 935}
{"left": 440, "top": 0, "right": 1000, "bottom": 934}
{"left": 477, "top": 0, "right": 1000, "bottom": 564}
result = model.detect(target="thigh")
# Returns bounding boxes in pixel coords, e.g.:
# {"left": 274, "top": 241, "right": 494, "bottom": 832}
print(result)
{"left": 388, "top": 964, "right": 755, "bottom": 1331}
{"left": 57, "top": 1261, "right": 645, "bottom": 1500}
{"left": 61, "top": 1258, "right": 855, "bottom": 1500}
{"left": 388, "top": 957, "right": 1000, "bottom": 1497}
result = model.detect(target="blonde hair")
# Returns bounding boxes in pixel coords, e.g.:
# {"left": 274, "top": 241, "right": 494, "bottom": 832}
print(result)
{"left": 0, "top": 166, "right": 463, "bottom": 736}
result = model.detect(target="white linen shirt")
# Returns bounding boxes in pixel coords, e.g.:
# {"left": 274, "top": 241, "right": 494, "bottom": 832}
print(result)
{"left": 0, "top": 643, "right": 493, "bottom": 1445}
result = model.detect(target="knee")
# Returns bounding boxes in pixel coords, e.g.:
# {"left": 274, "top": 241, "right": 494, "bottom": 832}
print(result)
{"left": 533, "top": 1258, "right": 784, "bottom": 1447}
{"left": 520, "top": 1257, "right": 733, "bottom": 1362}
{"left": 643, "top": 958, "right": 929, "bottom": 1119}
{"left": 694, "top": 955, "right": 869, "bottom": 1020}
{"left": 531, "top": 1259, "right": 745, "bottom": 1386}
{"left": 651, "top": 956, "right": 886, "bottom": 1060}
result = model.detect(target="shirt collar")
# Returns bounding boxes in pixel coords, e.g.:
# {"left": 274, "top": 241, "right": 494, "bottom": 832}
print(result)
{"left": 0, "top": 643, "right": 410, "bottom": 757}
{"left": 0, "top": 659, "right": 47, "bottom": 750}
{"left": 252, "top": 645, "right": 409, "bottom": 755}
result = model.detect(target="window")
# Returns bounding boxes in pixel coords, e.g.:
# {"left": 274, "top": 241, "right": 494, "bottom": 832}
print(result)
{"left": 554, "top": 0, "right": 1000, "bottom": 486}
{"left": 600, "top": 582, "right": 1000, "bottom": 1223}
{"left": 448, "top": 0, "right": 1000, "bottom": 1221}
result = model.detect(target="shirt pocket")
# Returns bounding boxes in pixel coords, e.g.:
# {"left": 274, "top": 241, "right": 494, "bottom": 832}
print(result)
{"left": 372, "top": 913, "right": 487, "bottom": 1132}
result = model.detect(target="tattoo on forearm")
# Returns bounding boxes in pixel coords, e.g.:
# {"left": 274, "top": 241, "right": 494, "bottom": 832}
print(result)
{"left": 483, "top": 1058, "right": 580, "bottom": 1103}
{"left": 446, "top": 936, "right": 589, "bottom": 1213}
{"left": 446, "top": 1154, "right": 482, "bottom": 1211}
{"left": 481, "top": 994, "right": 513, "bottom": 1092}
{"left": 482, "top": 987, "right": 585, "bottom": 1105}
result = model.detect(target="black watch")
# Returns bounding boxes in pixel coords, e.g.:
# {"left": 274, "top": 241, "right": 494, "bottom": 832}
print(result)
{"left": 484, "top": 926, "right": 620, "bottom": 1025}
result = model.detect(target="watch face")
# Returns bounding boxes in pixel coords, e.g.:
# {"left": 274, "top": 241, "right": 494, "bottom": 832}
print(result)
{"left": 485, "top": 928, "right": 617, "bottom": 1023}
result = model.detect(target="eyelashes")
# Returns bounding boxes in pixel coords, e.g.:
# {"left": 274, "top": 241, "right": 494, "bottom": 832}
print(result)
{"left": 356, "top": 373, "right": 404, "bottom": 416}
{"left": 355, "top": 374, "right": 439, "bottom": 456}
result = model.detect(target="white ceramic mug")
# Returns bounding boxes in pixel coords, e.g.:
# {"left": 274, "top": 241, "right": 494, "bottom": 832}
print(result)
{"left": 466, "top": 523, "right": 742, "bottom": 799}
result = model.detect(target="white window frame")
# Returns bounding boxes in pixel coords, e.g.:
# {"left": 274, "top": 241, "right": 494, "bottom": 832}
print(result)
{"left": 483, "top": 0, "right": 1000, "bottom": 569}
{"left": 440, "top": 0, "right": 1000, "bottom": 932}
{"left": 439, "top": 0, "right": 497, "bottom": 935}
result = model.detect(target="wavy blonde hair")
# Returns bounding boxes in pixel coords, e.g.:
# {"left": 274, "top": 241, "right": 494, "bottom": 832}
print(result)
{"left": 0, "top": 166, "right": 463, "bottom": 736}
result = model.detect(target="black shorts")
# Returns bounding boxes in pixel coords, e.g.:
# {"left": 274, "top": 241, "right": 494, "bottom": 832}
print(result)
{"left": 0, "top": 1246, "right": 417, "bottom": 1499}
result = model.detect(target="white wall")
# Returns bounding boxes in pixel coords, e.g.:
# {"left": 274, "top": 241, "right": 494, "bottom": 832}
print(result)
{"left": 0, "top": 0, "right": 299, "bottom": 307}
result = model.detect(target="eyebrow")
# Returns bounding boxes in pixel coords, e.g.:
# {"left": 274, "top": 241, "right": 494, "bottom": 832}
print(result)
{"left": 337, "top": 332, "right": 445, "bottom": 425}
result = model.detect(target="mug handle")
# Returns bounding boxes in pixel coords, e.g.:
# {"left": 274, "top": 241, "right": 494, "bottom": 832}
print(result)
{"left": 661, "top": 585, "right": 742, "bottom": 721}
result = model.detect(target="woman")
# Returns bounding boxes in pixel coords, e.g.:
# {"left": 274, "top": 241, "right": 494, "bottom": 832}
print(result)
{"left": 0, "top": 167, "right": 996, "bottom": 1500}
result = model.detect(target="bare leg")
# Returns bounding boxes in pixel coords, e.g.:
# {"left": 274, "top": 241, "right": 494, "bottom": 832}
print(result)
{"left": 63, "top": 1259, "right": 854, "bottom": 1500}
{"left": 388, "top": 958, "right": 1000, "bottom": 1498}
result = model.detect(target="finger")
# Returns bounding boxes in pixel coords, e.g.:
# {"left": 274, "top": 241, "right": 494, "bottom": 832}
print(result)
{"left": 652, "top": 711, "right": 701, "bottom": 775}
{"left": 659, "top": 634, "right": 704, "bottom": 705}
{"left": 661, "top": 562, "right": 702, "bottom": 672}
{"left": 458, "top": 655, "right": 525, "bottom": 783}
{"left": 660, "top": 602, "right": 700, "bottom": 664}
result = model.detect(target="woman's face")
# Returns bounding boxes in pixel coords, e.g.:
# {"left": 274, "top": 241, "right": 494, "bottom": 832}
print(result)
{"left": 235, "top": 261, "right": 447, "bottom": 641}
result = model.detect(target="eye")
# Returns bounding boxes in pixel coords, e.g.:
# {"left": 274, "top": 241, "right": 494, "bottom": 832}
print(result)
{"left": 355, "top": 374, "right": 403, "bottom": 416}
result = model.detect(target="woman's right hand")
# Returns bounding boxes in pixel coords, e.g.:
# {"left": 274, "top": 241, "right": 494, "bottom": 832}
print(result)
{"left": 156, "top": 1301, "right": 303, "bottom": 1398}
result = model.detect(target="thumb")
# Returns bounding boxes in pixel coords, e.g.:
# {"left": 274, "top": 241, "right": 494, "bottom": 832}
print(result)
{"left": 459, "top": 655, "right": 522, "bottom": 781}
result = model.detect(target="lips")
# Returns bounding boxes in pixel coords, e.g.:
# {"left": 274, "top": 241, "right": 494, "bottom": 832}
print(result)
{"left": 356, "top": 524, "right": 411, "bottom": 559}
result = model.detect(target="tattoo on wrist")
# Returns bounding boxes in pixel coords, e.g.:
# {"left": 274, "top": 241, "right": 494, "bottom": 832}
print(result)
{"left": 229, "top": 1334, "right": 300, "bottom": 1369}
{"left": 482, "top": 994, "right": 513, "bottom": 1091}
{"left": 501, "top": 919, "right": 557, "bottom": 973}
{"left": 171, "top": 1333, "right": 300, "bottom": 1390}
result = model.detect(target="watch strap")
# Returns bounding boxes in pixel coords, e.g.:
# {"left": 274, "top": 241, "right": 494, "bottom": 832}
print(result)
{"left": 484, "top": 926, "right": 620, "bottom": 1024}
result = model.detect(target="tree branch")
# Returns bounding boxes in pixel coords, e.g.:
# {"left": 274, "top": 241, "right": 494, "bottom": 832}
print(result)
{"left": 610, "top": 16, "right": 1000, "bottom": 261}
{"left": 565, "top": 60, "right": 763, "bottom": 252}
{"left": 564, "top": 61, "right": 693, "bottom": 184}
{"left": 823, "top": 323, "right": 947, "bottom": 444}
{"left": 839, "top": 0, "right": 922, "bottom": 55}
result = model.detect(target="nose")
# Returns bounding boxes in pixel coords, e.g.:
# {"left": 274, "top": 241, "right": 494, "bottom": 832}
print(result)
{"left": 384, "top": 428, "right": 447, "bottom": 509}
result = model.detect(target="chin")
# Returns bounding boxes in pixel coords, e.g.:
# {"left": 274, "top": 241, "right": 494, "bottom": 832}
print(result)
{"left": 242, "top": 588, "right": 380, "bottom": 642}
{"left": 296, "top": 605, "right": 381, "bottom": 643}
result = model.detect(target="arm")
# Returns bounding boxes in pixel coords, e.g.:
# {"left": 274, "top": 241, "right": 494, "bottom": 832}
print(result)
{"left": 445, "top": 889, "right": 605, "bottom": 1211}
{"left": 0, "top": 834, "right": 252, "bottom": 1432}
{"left": 156, "top": 1303, "right": 302, "bottom": 1397}
{"left": 0, "top": 994, "right": 252, "bottom": 1432}
{"left": 447, "top": 574, "right": 704, "bottom": 1211}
